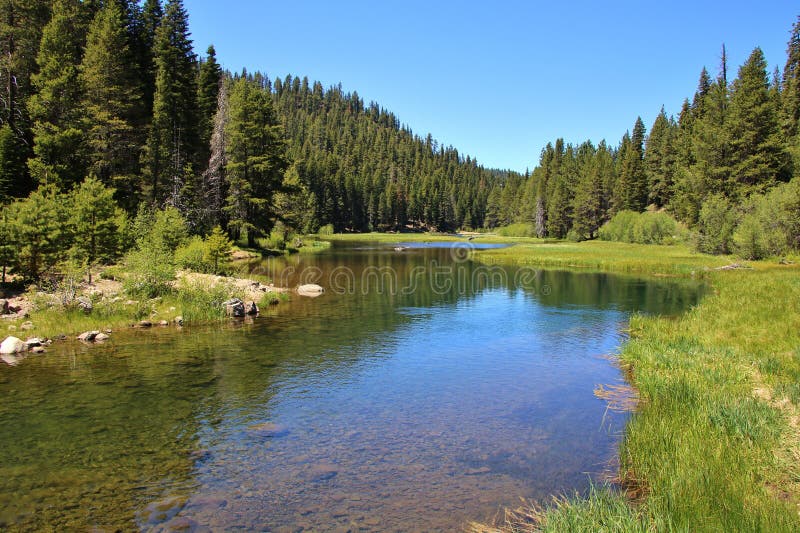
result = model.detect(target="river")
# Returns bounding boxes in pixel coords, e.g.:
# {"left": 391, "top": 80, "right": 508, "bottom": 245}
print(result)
{"left": 0, "top": 240, "right": 705, "bottom": 531}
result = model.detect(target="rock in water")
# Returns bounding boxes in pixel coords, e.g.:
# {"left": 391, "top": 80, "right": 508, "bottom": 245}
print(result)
{"left": 222, "top": 298, "right": 245, "bottom": 317}
{"left": 94, "top": 332, "right": 110, "bottom": 342}
{"left": 0, "top": 299, "right": 8, "bottom": 314}
{"left": 297, "top": 284, "right": 325, "bottom": 297}
{"left": 246, "top": 301, "right": 259, "bottom": 315}
{"left": 77, "top": 330, "right": 100, "bottom": 342}
{"left": 0, "top": 336, "right": 26, "bottom": 354}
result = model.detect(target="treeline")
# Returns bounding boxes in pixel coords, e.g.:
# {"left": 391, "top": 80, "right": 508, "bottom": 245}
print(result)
{"left": 0, "top": 0, "right": 497, "bottom": 246}
{"left": 486, "top": 20, "right": 800, "bottom": 257}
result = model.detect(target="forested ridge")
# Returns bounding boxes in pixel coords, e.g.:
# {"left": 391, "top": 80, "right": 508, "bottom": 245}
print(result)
{"left": 1, "top": 0, "right": 800, "bottom": 266}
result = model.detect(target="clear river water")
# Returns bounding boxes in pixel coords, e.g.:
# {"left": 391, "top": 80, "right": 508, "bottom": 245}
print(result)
{"left": 0, "top": 240, "right": 706, "bottom": 532}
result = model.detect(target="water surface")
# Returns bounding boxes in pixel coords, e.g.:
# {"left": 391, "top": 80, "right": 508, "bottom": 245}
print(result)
{"left": 0, "top": 241, "right": 705, "bottom": 531}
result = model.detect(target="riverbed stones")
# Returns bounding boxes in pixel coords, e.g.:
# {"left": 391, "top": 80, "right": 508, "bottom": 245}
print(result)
{"left": 138, "top": 320, "right": 152, "bottom": 328}
{"left": 158, "top": 320, "right": 169, "bottom": 326}
{"left": 0, "top": 336, "right": 26, "bottom": 354}
{"left": 297, "top": 284, "right": 325, "bottom": 297}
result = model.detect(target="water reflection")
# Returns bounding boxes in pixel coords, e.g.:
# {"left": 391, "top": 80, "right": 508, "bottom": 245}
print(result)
{"left": 0, "top": 240, "right": 706, "bottom": 531}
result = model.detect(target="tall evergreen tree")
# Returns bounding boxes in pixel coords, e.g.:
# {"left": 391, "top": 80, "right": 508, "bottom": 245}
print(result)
{"left": 614, "top": 117, "right": 648, "bottom": 212}
{"left": 0, "top": 0, "right": 50, "bottom": 198}
{"left": 143, "top": 0, "right": 198, "bottom": 206}
{"left": 80, "top": 0, "right": 140, "bottom": 204}
{"left": 27, "top": 0, "right": 87, "bottom": 189}
{"left": 782, "top": 16, "right": 800, "bottom": 173}
{"left": 645, "top": 108, "right": 677, "bottom": 207}
{"left": 197, "top": 44, "right": 221, "bottom": 163}
{"left": 224, "top": 76, "right": 288, "bottom": 246}
{"left": 727, "top": 47, "right": 790, "bottom": 197}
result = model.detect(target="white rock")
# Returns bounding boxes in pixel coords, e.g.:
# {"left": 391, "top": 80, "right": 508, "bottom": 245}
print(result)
{"left": 0, "top": 336, "right": 26, "bottom": 354}
{"left": 297, "top": 284, "right": 325, "bottom": 297}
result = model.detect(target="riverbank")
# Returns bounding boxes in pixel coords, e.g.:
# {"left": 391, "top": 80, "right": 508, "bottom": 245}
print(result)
{"left": 468, "top": 242, "right": 800, "bottom": 531}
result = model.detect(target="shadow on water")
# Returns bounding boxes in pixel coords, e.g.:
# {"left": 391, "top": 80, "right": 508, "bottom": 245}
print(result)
{"left": 0, "top": 240, "right": 706, "bottom": 531}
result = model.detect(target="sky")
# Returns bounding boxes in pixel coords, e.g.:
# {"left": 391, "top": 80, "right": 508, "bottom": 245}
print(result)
{"left": 183, "top": 0, "right": 799, "bottom": 173}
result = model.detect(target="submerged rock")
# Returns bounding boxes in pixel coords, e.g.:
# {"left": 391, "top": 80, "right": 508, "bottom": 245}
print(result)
{"left": 0, "top": 336, "right": 26, "bottom": 354}
{"left": 247, "top": 422, "right": 288, "bottom": 438}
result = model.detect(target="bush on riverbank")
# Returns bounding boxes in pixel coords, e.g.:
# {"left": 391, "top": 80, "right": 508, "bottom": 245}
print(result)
{"left": 598, "top": 210, "right": 685, "bottom": 245}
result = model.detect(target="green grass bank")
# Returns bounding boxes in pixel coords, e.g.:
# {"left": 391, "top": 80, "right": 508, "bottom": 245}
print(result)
{"left": 468, "top": 240, "right": 800, "bottom": 532}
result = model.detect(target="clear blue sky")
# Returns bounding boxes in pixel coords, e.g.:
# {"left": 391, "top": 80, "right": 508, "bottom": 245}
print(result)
{"left": 183, "top": 0, "right": 798, "bottom": 173}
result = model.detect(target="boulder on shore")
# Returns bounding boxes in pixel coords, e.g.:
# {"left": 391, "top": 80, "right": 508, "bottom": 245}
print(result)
{"left": 0, "top": 336, "right": 26, "bottom": 354}
{"left": 222, "top": 298, "right": 245, "bottom": 317}
{"left": 0, "top": 299, "right": 8, "bottom": 315}
{"left": 297, "top": 284, "right": 325, "bottom": 297}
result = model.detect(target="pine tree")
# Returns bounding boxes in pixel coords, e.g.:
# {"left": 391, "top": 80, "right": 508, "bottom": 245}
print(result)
{"left": 615, "top": 117, "right": 648, "bottom": 212}
{"left": 782, "top": 16, "right": 800, "bottom": 173}
{"left": 143, "top": 0, "right": 198, "bottom": 206}
{"left": 69, "top": 176, "right": 123, "bottom": 283}
{"left": 80, "top": 0, "right": 140, "bottom": 204}
{"left": 224, "top": 77, "right": 288, "bottom": 247}
{"left": 727, "top": 47, "right": 790, "bottom": 197}
{"left": 197, "top": 44, "right": 222, "bottom": 164}
{"left": 0, "top": 0, "right": 50, "bottom": 198}
{"left": 27, "top": 0, "right": 88, "bottom": 189}
{"left": 645, "top": 108, "right": 677, "bottom": 207}
{"left": 136, "top": 0, "right": 163, "bottom": 118}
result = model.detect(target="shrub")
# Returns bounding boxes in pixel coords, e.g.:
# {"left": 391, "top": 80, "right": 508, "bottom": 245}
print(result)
{"left": 598, "top": 210, "right": 681, "bottom": 245}
{"left": 696, "top": 195, "right": 737, "bottom": 254}
{"left": 122, "top": 241, "right": 175, "bottom": 298}
{"left": 318, "top": 223, "right": 334, "bottom": 236}
{"left": 175, "top": 236, "right": 208, "bottom": 272}
{"left": 733, "top": 214, "right": 769, "bottom": 260}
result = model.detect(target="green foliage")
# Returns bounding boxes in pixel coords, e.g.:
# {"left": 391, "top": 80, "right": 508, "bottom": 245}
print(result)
{"left": 696, "top": 194, "right": 737, "bottom": 254}
{"left": 598, "top": 210, "right": 681, "bottom": 245}
{"left": 0, "top": 125, "right": 28, "bottom": 203}
{"left": 733, "top": 177, "right": 800, "bottom": 259}
{"left": 174, "top": 226, "right": 232, "bottom": 274}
